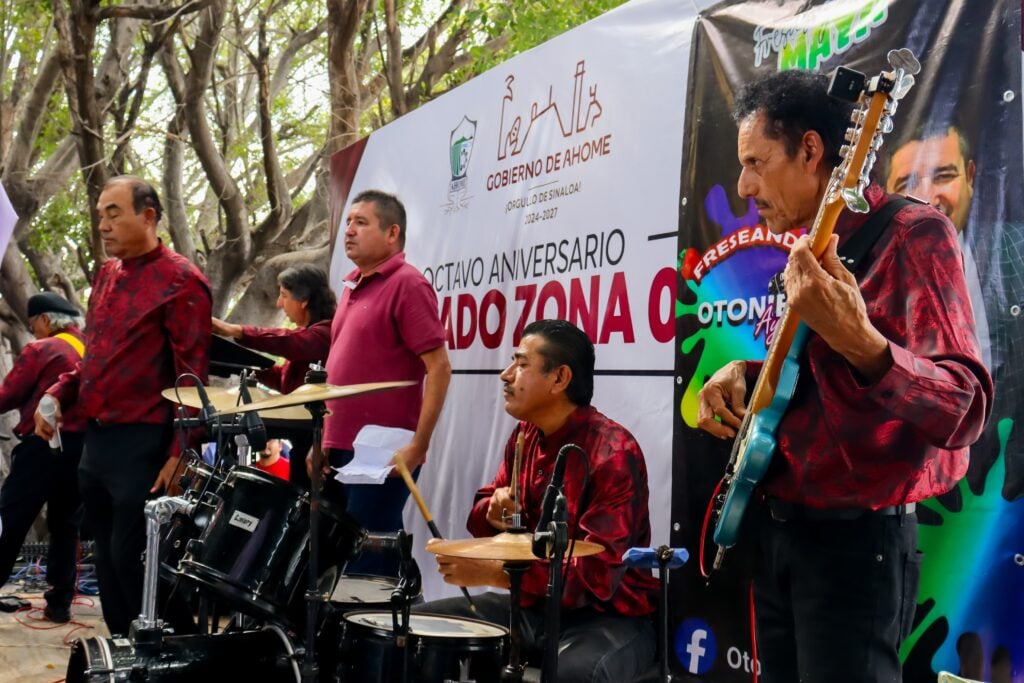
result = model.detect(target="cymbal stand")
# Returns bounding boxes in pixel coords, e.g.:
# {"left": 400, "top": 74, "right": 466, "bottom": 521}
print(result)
{"left": 301, "top": 364, "right": 329, "bottom": 683}
{"left": 500, "top": 560, "right": 530, "bottom": 683}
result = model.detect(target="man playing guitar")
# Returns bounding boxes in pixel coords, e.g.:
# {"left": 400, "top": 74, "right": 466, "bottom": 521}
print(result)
{"left": 697, "top": 68, "right": 991, "bottom": 682}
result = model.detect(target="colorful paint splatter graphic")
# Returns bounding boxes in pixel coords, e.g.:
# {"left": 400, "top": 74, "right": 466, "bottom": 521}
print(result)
{"left": 901, "top": 417, "right": 1024, "bottom": 682}
{"left": 677, "top": 184, "right": 792, "bottom": 427}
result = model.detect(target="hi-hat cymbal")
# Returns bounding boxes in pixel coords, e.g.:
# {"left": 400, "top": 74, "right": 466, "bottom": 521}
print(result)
{"left": 214, "top": 380, "right": 417, "bottom": 416}
{"left": 425, "top": 532, "right": 604, "bottom": 562}
{"left": 161, "top": 385, "right": 310, "bottom": 422}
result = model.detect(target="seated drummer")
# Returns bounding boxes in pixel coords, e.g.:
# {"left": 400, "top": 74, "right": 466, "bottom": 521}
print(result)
{"left": 417, "top": 319, "right": 658, "bottom": 683}
{"left": 211, "top": 264, "right": 336, "bottom": 488}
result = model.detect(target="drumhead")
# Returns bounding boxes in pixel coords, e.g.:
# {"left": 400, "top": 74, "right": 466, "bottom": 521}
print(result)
{"left": 330, "top": 575, "right": 398, "bottom": 604}
{"left": 344, "top": 611, "right": 507, "bottom": 638}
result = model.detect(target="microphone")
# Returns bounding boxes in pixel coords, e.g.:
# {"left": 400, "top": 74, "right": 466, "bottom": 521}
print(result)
{"left": 193, "top": 382, "right": 217, "bottom": 424}
{"left": 238, "top": 379, "right": 268, "bottom": 451}
{"left": 532, "top": 443, "right": 582, "bottom": 558}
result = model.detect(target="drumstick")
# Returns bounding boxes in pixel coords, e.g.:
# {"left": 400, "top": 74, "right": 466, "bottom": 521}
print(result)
{"left": 510, "top": 429, "right": 524, "bottom": 517}
{"left": 393, "top": 455, "right": 477, "bottom": 612}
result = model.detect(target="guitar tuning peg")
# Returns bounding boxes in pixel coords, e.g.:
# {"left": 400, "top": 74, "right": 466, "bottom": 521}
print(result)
{"left": 887, "top": 48, "right": 921, "bottom": 76}
{"left": 842, "top": 187, "right": 870, "bottom": 213}
{"left": 892, "top": 73, "right": 915, "bottom": 100}
{"left": 871, "top": 135, "right": 885, "bottom": 151}
{"left": 879, "top": 116, "right": 894, "bottom": 134}
{"left": 864, "top": 150, "right": 877, "bottom": 172}
{"left": 839, "top": 144, "right": 851, "bottom": 159}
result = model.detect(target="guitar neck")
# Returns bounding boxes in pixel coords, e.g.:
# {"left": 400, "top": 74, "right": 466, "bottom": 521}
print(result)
{"left": 745, "top": 80, "right": 889, "bottom": 416}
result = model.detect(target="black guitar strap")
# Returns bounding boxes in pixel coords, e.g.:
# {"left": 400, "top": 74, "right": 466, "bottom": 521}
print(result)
{"left": 835, "top": 196, "right": 913, "bottom": 274}
{"left": 768, "top": 196, "right": 913, "bottom": 295}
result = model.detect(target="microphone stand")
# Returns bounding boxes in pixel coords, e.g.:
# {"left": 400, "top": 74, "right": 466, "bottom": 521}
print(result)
{"left": 531, "top": 443, "right": 577, "bottom": 683}
{"left": 537, "top": 491, "right": 569, "bottom": 683}
{"left": 301, "top": 365, "right": 328, "bottom": 683}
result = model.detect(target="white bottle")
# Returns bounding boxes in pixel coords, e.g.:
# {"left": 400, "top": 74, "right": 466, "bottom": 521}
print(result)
{"left": 38, "top": 394, "right": 62, "bottom": 451}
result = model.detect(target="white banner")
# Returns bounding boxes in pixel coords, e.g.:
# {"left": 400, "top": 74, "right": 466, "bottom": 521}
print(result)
{"left": 331, "top": 0, "right": 698, "bottom": 601}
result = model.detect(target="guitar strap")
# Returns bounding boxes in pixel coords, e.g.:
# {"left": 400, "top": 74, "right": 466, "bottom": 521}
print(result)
{"left": 835, "top": 196, "right": 913, "bottom": 275}
{"left": 768, "top": 196, "right": 913, "bottom": 295}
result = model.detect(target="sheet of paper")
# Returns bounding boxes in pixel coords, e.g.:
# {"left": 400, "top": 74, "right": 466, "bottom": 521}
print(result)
{"left": 334, "top": 425, "right": 414, "bottom": 485}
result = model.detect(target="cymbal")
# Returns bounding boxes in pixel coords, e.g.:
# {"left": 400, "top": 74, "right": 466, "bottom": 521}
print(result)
{"left": 425, "top": 532, "right": 604, "bottom": 562}
{"left": 213, "top": 380, "right": 417, "bottom": 415}
{"left": 161, "top": 385, "right": 310, "bottom": 422}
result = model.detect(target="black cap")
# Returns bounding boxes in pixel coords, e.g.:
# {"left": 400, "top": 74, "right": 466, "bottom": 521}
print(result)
{"left": 27, "top": 292, "right": 79, "bottom": 318}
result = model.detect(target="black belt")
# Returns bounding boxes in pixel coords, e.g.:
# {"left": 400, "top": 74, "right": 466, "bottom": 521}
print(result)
{"left": 766, "top": 499, "right": 916, "bottom": 522}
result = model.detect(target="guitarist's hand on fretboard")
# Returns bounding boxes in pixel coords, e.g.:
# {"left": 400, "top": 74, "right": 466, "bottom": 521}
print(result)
{"left": 784, "top": 234, "right": 893, "bottom": 382}
{"left": 697, "top": 360, "right": 748, "bottom": 440}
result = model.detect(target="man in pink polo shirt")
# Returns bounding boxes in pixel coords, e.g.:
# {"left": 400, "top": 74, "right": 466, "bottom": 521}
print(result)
{"left": 322, "top": 189, "right": 451, "bottom": 576}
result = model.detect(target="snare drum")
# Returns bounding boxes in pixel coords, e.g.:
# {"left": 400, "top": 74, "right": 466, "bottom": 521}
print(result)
{"left": 339, "top": 611, "right": 507, "bottom": 683}
{"left": 330, "top": 574, "right": 425, "bottom": 611}
{"left": 178, "top": 466, "right": 363, "bottom": 628}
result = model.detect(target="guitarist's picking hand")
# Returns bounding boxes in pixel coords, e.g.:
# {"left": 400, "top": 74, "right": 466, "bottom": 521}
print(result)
{"left": 697, "top": 360, "right": 747, "bottom": 439}
{"left": 785, "top": 234, "right": 892, "bottom": 382}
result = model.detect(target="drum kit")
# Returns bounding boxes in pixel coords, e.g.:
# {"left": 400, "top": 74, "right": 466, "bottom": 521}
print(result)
{"left": 64, "top": 367, "right": 606, "bottom": 683}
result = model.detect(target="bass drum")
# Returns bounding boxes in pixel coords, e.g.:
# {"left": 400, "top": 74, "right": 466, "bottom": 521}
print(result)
{"left": 338, "top": 611, "right": 507, "bottom": 683}
{"left": 65, "top": 625, "right": 299, "bottom": 683}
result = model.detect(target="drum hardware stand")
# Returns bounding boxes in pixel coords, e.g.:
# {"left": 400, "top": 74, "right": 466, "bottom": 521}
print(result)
{"left": 500, "top": 559, "right": 530, "bottom": 683}
{"left": 621, "top": 545, "right": 689, "bottom": 683}
{"left": 653, "top": 546, "right": 686, "bottom": 683}
{"left": 131, "top": 496, "right": 194, "bottom": 652}
{"left": 300, "top": 363, "right": 330, "bottom": 683}
{"left": 500, "top": 517, "right": 530, "bottom": 683}
{"left": 388, "top": 530, "right": 421, "bottom": 683}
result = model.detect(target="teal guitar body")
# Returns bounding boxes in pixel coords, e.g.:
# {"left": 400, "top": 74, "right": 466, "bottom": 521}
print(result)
{"left": 713, "top": 323, "right": 811, "bottom": 548}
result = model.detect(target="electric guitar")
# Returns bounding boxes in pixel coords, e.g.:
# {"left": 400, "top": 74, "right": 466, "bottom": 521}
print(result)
{"left": 711, "top": 49, "right": 921, "bottom": 570}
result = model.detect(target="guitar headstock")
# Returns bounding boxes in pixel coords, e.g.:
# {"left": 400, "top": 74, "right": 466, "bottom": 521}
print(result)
{"left": 826, "top": 48, "right": 920, "bottom": 213}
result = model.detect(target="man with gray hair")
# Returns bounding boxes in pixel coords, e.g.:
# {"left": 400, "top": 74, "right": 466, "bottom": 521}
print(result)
{"left": 0, "top": 292, "right": 86, "bottom": 623}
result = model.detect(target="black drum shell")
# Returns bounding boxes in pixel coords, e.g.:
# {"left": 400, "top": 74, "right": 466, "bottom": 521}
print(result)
{"left": 338, "top": 610, "right": 507, "bottom": 683}
{"left": 65, "top": 627, "right": 299, "bottom": 683}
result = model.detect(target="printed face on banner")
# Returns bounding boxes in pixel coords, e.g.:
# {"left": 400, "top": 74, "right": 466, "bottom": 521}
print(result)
{"left": 736, "top": 113, "right": 824, "bottom": 234}
{"left": 885, "top": 128, "right": 975, "bottom": 233}
{"left": 499, "top": 334, "right": 564, "bottom": 423}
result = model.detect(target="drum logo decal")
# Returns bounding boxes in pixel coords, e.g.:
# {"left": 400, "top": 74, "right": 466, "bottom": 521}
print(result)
{"left": 228, "top": 510, "right": 260, "bottom": 532}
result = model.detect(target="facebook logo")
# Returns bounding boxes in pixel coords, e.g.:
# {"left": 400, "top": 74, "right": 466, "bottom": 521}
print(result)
{"left": 674, "top": 618, "right": 717, "bottom": 675}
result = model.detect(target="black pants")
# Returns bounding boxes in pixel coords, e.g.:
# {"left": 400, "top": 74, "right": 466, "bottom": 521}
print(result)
{"left": 325, "top": 448, "right": 417, "bottom": 578}
{"left": 0, "top": 433, "right": 83, "bottom": 611}
{"left": 414, "top": 592, "right": 655, "bottom": 683}
{"left": 79, "top": 423, "right": 172, "bottom": 636}
{"left": 753, "top": 505, "right": 920, "bottom": 683}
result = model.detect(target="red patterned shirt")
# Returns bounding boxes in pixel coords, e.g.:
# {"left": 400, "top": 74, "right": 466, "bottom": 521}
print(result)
{"left": 0, "top": 329, "right": 86, "bottom": 436}
{"left": 468, "top": 406, "right": 658, "bottom": 616}
{"left": 748, "top": 185, "right": 993, "bottom": 508}
{"left": 239, "top": 319, "right": 331, "bottom": 393}
{"left": 48, "top": 243, "right": 211, "bottom": 432}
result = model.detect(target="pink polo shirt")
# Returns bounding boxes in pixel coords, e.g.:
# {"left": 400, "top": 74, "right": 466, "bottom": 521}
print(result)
{"left": 323, "top": 252, "right": 445, "bottom": 451}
